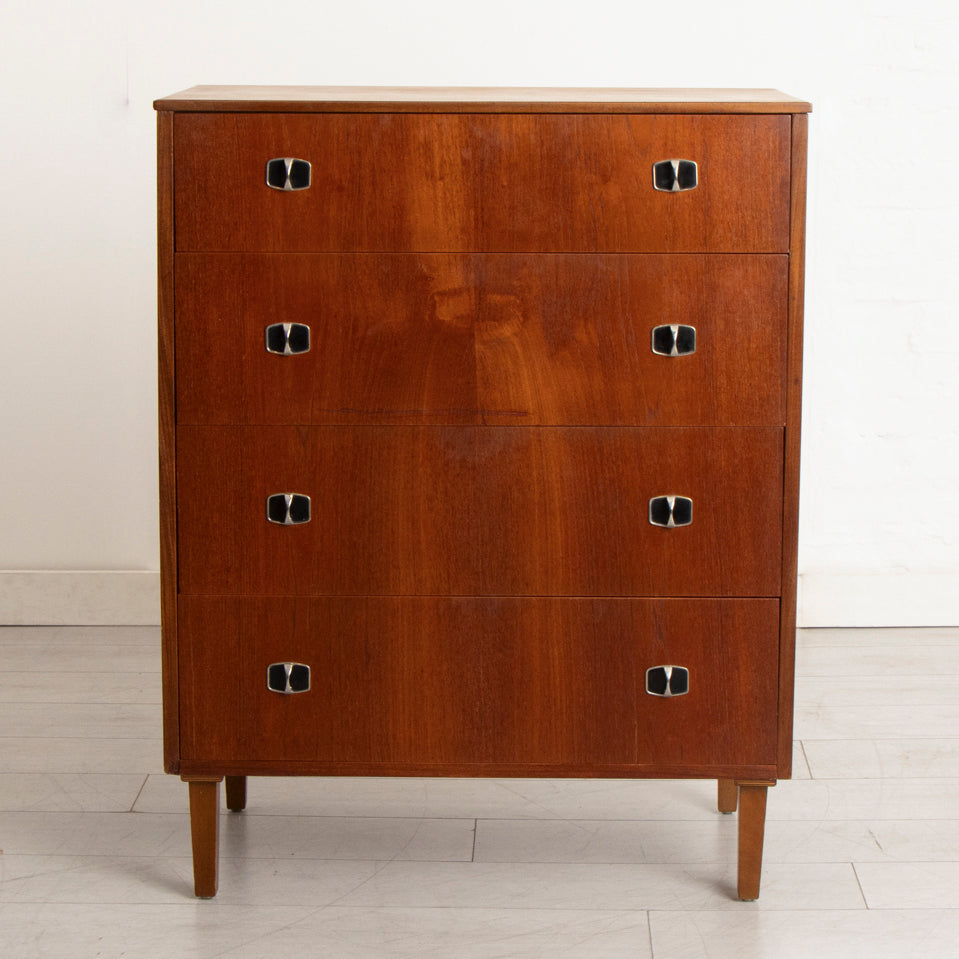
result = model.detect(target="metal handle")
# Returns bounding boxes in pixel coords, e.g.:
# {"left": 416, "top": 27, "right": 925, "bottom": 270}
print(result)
{"left": 646, "top": 665, "right": 689, "bottom": 697}
{"left": 267, "top": 662, "right": 311, "bottom": 694}
{"left": 648, "top": 495, "right": 693, "bottom": 528}
{"left": 265, "top": 323, "right": 311, "bottom": 355}
{"left": 652, "top": 324, "right": 696, "bottom": 357}
{"left": 266, "top": 157, "right": 311, "bottom": 191}
{"left": 266, "top": 493, "right": 311, "bottom": 525}
{"left": 653, "top": 159, "right": 698, "bottom": 192}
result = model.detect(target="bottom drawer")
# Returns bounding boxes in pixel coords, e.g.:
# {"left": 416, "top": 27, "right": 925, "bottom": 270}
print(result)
{"left": 177, "top": 597, "right": 780, "bottom": 773}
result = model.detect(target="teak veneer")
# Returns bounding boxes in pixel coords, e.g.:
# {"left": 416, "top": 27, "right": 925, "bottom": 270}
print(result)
{"left": 155, "top": 86, "right": 809, "bottom": 902}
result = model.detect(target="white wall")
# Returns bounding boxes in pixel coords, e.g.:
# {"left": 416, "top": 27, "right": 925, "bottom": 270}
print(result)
{"left": 1, "top": 0, "right": 957, "bottom": 625}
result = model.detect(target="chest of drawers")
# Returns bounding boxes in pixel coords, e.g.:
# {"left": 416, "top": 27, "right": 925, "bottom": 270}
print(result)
{"left": 155, "top": 86, "right": 810, "bottom": 900}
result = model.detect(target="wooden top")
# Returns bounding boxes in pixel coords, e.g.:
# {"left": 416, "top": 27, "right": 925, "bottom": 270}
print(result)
{"left": 155, "top": 86, "right": 811, "bottom": 114}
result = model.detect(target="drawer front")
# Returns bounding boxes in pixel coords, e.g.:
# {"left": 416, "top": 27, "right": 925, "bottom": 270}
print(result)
{"left": 175, "top": 253, "right": 787, "bottom": 427}
{"left": 173, "top": 113, "right": 790, "bottom": 253}
{"left": 176, "top": 426, "right": 783, "bottom": 597}
{"left": 178, "top": 596, "right": 780, "bottom": 768}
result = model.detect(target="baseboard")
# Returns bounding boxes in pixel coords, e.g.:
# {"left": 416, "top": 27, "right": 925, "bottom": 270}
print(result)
{"left": 0, "top": 571, "right": 160, "bottom": 625}
{"left": 798, "top": 571, "right": 959, "bottom": 627}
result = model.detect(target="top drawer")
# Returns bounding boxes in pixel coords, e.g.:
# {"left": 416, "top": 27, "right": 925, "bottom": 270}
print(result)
{"left": 173, "top": 113, "right": 791, "bottom": 253}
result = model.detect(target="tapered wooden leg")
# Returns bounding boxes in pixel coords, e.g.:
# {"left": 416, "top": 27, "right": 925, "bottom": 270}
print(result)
{"left": 225, "top": 775, "right": 247, "bottom": 812}
{"left": 736, "top": 780, "right": 775, "bottom": 901}
{"left": 186, "top": 778, "right": 222, "bottom": 898}
{"left": 717, "top": 778, "right": 738, "bottom": 814}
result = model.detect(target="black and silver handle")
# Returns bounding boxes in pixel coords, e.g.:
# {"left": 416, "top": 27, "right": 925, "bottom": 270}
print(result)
{"left": 267, "top": 662, "right": 311, "bottom": 694}
{"left": 266, "top": 157, "right": 311, "bottom": 191}
{"left": 265, "top": 323, "right": 311, "bottom": 355}
{"left": 645, "top": 665, "right": 689, "bottom": 697}
{"left": 266, "top": 493, "right": 311, "bottom": 526}
{"left": 652, "top": 159, "right": 698, "bottom": 192}
{"left": 651, "top": 324, "right": 696, "bottom": 357}
{"left": 648, "top": 495, "right": 693, "bottom": 528}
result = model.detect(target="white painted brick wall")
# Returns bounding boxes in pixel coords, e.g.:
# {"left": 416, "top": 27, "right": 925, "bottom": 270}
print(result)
{"left": 798, "top": 4, "right": 959, "bottom": 621}
{"left": 0, "top": 0, "right": 956, "bottom": 624}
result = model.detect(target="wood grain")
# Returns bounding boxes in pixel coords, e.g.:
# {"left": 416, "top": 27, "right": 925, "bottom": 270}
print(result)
{"left": 176, "top": 426, "right": 784, "bottom": 597}
{"left": 177, "top": 596, "right": 781, "bottom": 770}
{"left": 175, "top": 253, "right": 787, "bottom": 427}
{"left": 173, "top": 113, "right": 791, "bottom": 253}
{"left": 718, "top": 778, "right": 739, "bottom": 813}
{"left": 737, "top": 780, "right": 775, "bottom": 900}
{"left": 156, "top": 110, "right": 179, "bottom": 774}
{"left": 185, "top": 778, "right": 221, "bottom": 897}
{"left": 177, "top": 758, "right": 779, "bottom": 780}
{"left": 155, "top": 86, "right": 812, "bottom": 114}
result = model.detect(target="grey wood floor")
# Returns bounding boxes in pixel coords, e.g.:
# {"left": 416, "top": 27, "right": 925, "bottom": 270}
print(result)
{"left": 1, "top": 625, "right": 958, "bottom": 957}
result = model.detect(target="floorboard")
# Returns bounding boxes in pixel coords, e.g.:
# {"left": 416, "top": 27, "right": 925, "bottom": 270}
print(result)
{"left": 1, "top": 626, "right": 956, "bottom": 957}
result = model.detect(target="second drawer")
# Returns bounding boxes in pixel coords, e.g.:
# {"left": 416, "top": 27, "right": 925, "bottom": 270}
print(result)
{"left": 175, "top": 253, "right": 787, "bottom": 427}
{"left": 177, "top": 426, "right": 783, "bottom": 596}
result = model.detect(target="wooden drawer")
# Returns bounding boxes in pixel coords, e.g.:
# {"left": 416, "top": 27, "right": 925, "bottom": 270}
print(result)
{"left": 173, "top": 113, "right": 790, "bottom": 253}
{"left": 175, "top": 253, "right": 787, "bottom": 427}
{"left": 176, "top": 425, "right": 783, "bottom": 597}
{"left": 177, "top": 596, "right": 780, "bottom": 772}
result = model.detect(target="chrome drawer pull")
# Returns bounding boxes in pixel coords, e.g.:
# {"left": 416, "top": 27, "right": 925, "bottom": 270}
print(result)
{"left": 266, "top": 493, "right": 311, "bottom": 525}
{"left": 652, "top": 159, "right": 698, "bottom": 192}
{"left": 648, "top": 495, "right": 693, "bottom": 528}
{"left": 651, "top": 324, "right": 696, "bottom": 356}
{"left": 266, "top": 157, "right": 311, "bottom": 191}
{"left": 267, "top": 662, "right": 311, "bottom": 694}
{"left": 265, "top": 322, "right": 311, "bottom": 355}
{"left": 645, "top": 665, "right": 689, "bottom": 697}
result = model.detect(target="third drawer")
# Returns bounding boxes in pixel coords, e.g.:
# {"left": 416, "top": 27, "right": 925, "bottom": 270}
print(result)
{"left": 177, "top": 425, "right": 784, "bottom": 597}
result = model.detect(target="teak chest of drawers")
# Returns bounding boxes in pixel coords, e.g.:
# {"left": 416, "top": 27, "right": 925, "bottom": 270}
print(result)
{"left": 155, "top": 86, "right": 810, "bottom": 899}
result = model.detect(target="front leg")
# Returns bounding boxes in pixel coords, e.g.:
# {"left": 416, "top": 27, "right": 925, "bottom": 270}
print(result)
{"left": 184, "top": 776, "right": 223, "bottom": 898}
{"left": 736, "top": 779, "right": 775, "bottom": 900}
